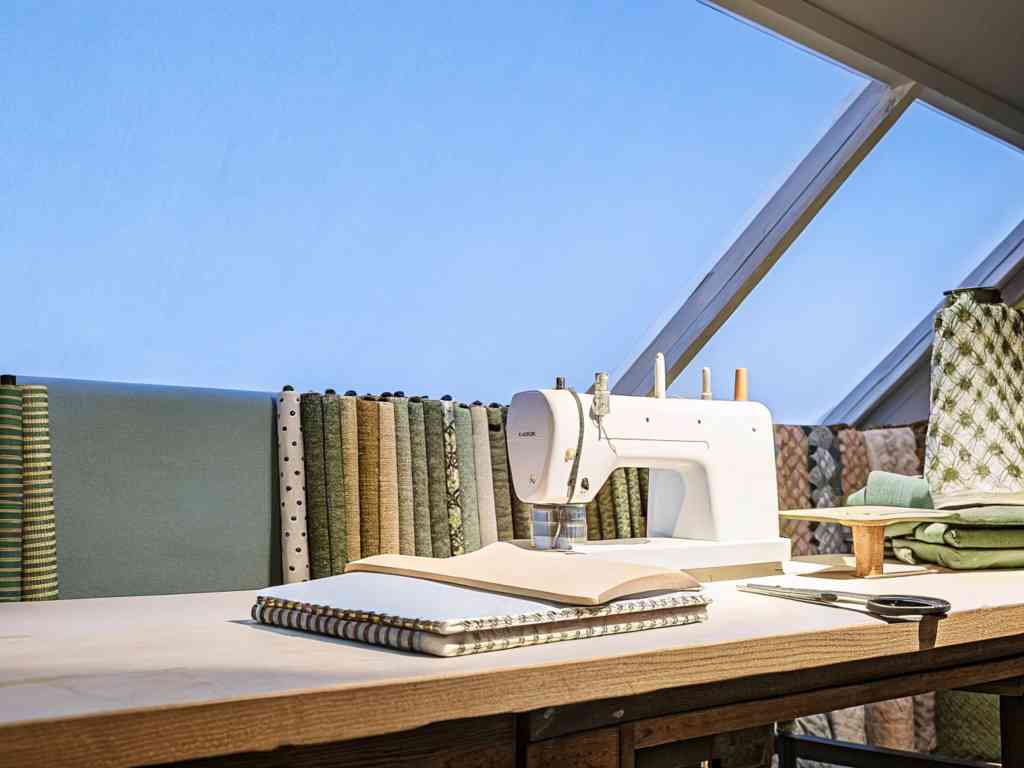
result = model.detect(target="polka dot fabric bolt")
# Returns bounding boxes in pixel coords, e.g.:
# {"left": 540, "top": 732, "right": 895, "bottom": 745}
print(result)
{"left": 276, "top": 388, "right": 309, "bottom": 583}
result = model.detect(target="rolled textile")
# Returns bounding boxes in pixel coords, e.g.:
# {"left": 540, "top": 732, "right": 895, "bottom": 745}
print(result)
{"left": 891, "top": 538, "right": 1024, "bottom": 569}
{"left": 807, "top": 426, "right": 846, "bottom": 554}
{"left": 276, "top": 388, "right": 310, "bottom": 583}
{"left": 926, "top": 292, "right": 1024, "bottom": 509}
{"left": 865, "top": 697, "right": 915, "bottom": 751}
{"left": 389, "top": 397, "right": 416, "bottom": 555}
{"left": 779, "top": 714, "right": 833, "bottom": 768}
{"left": 356, "top": 397, "right": 381, "bottom": 558}
{"left": 827, "top": 706, "right": 866, "bottom": 745}
{"left": 407, "top": 398, "right": 433, "bottom": 556}
{"left": 422, "top": 400, "right": 452, "bottom": 558}
{"left": 585, "top": 501, "right": 601, "bottom": 541}
{"left": 915, "top": 692, "right": 937, "bottom": 754}
{"left": 441, "top": 400, "right": 465, "bottom": 556}
{"left": 913, "top": 522, "right": 1024, "bottom": 549}
{"left": 596, "top": 480, "right": 616, "bottom": 540}
{"left": 486, "top": 405, "right": 515, "bottom": 541}
{"left": 19, "top": 385, "right": 57, "bottom": 600}
{"left": 454, "top": 404, "right": 481, "bottom": 552}
{"left": 503, "top": 406, "right": 531, "bottom": 539}
{"left": 845, "top": 470, "right": 932, "bottom": 509}
{"left": 378, "top": 400, "right": 400, "bottom": 555}
{"left": 936, "top": 690, "right": 1000, "bottom": 763}
{"left": 321, "top": 392, "right": 347, "bottom": 574}
{"left": 338, "top": 395, "right": 362, "bottom": 562}
{"left": 863, "top": 426, "right": 920, "bottom": 476}
{"left": 637, "top": 468, "right": 649, "bottom": 526}
{"left": 470, "top": 404, "right": 498, "bottom": 546}
{"left": 838, "top": 428, "right": 870, "bottom": 502}
{"left": 625, "top": 468, "right": 643, "bottom": 538}
{"left": 299, "top": 392, "right": 331, "bottom": 579}
{"left": 0, "top": 383, "right": 23, "bottom": 602}
{"left": 610, "top": 468, "right": 632, "bottom": 538}
{"left": 774, "top": 425, "right": 817, "bottom": 557}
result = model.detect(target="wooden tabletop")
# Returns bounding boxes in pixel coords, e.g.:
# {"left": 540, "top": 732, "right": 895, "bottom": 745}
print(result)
{"left": 2, "top": 568, "right": 1024, "bottom": 767}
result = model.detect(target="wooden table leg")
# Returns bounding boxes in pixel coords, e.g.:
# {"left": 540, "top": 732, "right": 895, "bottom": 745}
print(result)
{"left": 1001, "top": 694, "right": 1023, "bottom": 767}
{"left": 850, "top": 525, "right": 885, "bottom": 577}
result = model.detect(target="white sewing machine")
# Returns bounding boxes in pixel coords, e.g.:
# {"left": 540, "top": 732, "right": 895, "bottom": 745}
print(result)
{"left": 505, "top": 376, "right": 791, "bottom": 571}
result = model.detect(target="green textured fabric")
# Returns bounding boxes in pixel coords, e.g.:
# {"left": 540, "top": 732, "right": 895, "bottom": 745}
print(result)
{"left": 406, "top": 399, "right": 433, "bottom": 557}
{"left": 0, "top": 385, "right": 23, "bottom": 602}
{"left": 441, "top": 400, "right": 465, "bottom": 555}
{"left": 503, "top": 406, "right": 532, "bottom": 539}
{"left": 454, "top": 405, "right": 481, "bottom": 552}
{"left": 936, "top": 691, "right": 1000, "bottom": 763}
{"left": 486, "top": 405, "right": 515, "bottom": 541}
{"left": 596, "top": 480, "right": 616, "bottom": 540}
{"left": 610, "top": 468, "right": 632, "bottom": 538}
{"left": 913, "top": 521, "right": 1024, "bottom": 548}
{"left": 638, "top": 468, "right": 649, "bottom": 530}
{"left": 300, "top": 392, "right": 331, "bottom": 578}
{"left": 356, "top": 397, "right": 381, "bottom": 558}
{"left": 625, "top": 468, "right": 643, "bottom": 538}
{"left": 320, "top": 393, "right": 347, "bottom": 574}
{"left": 389, "top": 397, "right": 416, "bottom": 556}
{"left": 20, "top": 385, "right": 58, "bottom": 600}
{"left": 338, "top": 395, "right": 362, "bottom": 562}
{"left": 846, "top": 471, "right": 933, "bottom": 509}
{"left": 926, "top": 293, "right": 1024, "bottom": 508}
{"left": 891, "top": 537, "right": 1024, "bottom": 569}
{"left": 422, "top": 400, "right": 452, "bottom": 558}
{"left": 585, "top": 501, "right": 601, "bottom": 541}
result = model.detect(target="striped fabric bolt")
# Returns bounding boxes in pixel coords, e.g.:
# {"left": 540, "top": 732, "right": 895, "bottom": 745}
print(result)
{"left": 321, "top": 392, "right": 348, "bottom": 574}
{"left": 625, "top": 467, "right": 643, "bottom": 538}
{"left": 441, "top": 400, "right": 465, "bottom": 556}
{"left": 503, "top": 406, "right": 532, "bottom": 539}
{"left": 470, "top": 404, "right": 498, "bottom": 546}
{"left": 407, "top": 398, "right": 433, "bottom": 556}
{"left": 486, "top": 405, "right": 515, "bottom": 541}
{"left": 299, "top": 392, "right": 332, "bottom": 578}
{"left": 596, "top": 480, "right": 616, "bottom": 540}
{"left": 276, "top": 388, "right": 309, "bottom": 583}
{"left": 338, "top": 395, "right": 362, "bottom": 562}
{"left": 637, "top": 468, "right": 649, "bottom": 534}
{"left": 422, "top": 400, "right": 451, "bottom": 557}
{"left": 0, "top": 384, "right": 23, "bottom": 601}
{"left": 378, "top": 400, "right": 401, "bottom": 555}
{"left": 356, "top": 397, "right": 381, "bottom": 558}
{"left": 610, "top": 469, "right": 632, "bottom": 539}
{"left": 19, "top": 385, "right": 58, "bottom": 600}
{"left": 454, "top": 405, "right": 481, "bottom": 552}
{"left": 389, "top": 397, "right": 416, "bottom": 556}
{"left": 585, "top": 501, "right": 601, "bottom": 541}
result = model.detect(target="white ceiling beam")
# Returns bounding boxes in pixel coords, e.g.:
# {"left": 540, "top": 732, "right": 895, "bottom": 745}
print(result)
{"left": 611, "top": 79, "right": 919, "bottom": 396}
{"left": 710, "top": 0, "right": 1024, "bottom": 152}
{"left": 822, "top": 218, "right": 1024, "bottom": 425}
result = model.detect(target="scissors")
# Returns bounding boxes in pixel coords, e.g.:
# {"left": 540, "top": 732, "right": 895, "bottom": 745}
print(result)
{"left": 737, "top": 583, "right": 950, "bottom": 617}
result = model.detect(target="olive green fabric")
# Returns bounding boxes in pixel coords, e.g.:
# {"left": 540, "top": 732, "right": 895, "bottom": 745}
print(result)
{"left": 625, "top": 468, "right": 643, "bottom": 538}
{"left": 338, "top": 395, "right": 362, "bottom": 562}
{"left": 389, "top": 397, "right": 416, "bottom": 556}
{"left": 300, "top": 393, "right": 331, "bottom": 579}
{"left": 422, "top": 400, "right": 452, "bottom": 558}
{"left": 470, "top": 404, "right": 498, "bottom": 547}
{"left": 321, "top": 393, "right": 347, "bottom": 574}
{"left": 596, "top": 480, "right": 616, "bottom": 540}
{"left": 610, "top": 469, "right": 632, "bottom": 538}
{"left": 407, "top": 398, "right": 433, "bottom": 556}
{"left": 378, "top": 401, "right": 400, "bottom": 555}
{"left": 356, "top": 397, "right": 381, "bottom": 558}
{"left": 913, "top": 521, "right": 1024, "bottom": 548}
{"left": 638, "top": 468, "right": 649, "bottom": 535}
{"left": 936, "top": 690, "right": 1000, "bottom": 763}
{"left": 441, "top": 400, "right": 465, "bottom": 555}
{"left": 0, "top": 384, "right": 23, "bottom": 602}
{"left": 585, "top": 500, "right": 601, "bottom": 541}
{"left": 846, "top": 471, "right": 933, "bottom": 509}
{"left": 503, "top": 406, "right": 531, "bottom": 539}
{"left": 891, "top": 537, "right": 1024, "bottom": 569}
{"left": 19, "top": 385, "right": 58, "bottom": 600}
{"left": 486, "top": 405, "right": 515, "bottom": 541}
{"left": 454, "top": 405, "right": 481, "bottom": 552}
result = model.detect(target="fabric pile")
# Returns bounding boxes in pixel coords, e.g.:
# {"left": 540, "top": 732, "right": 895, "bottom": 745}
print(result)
{"left": 276, "top": 387, "right": 649, "bottom": 582}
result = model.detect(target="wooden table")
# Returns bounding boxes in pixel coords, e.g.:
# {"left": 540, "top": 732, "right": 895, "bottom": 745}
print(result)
{"left": 2, "top": 569, "right": 1024, "bottom": 767}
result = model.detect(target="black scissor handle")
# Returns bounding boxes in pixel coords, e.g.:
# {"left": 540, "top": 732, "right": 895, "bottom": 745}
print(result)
{"left": 866, "top": 594, "right": 951, "bottom": 617}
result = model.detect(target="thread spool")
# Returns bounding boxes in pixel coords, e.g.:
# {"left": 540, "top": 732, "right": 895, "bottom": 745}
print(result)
{"left": 700, "top": 368, "right": 712, "bottom": 400}
{"left": 654, "top": 353, "right": 666, "bottom": 399}
{"left": 734, "top": 368, "right": 748, "bottom": 401}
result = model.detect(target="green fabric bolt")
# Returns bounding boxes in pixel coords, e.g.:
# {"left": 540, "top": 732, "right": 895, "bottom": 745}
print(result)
{"left": 638, "top": 468, "right": 649, "bottom": 532}
{"left": 338, "top": 395, "right": 362, "bottom": 562}
{"left": 891, "top": 537, "right": 1024, "bottom": 569}
{"left": 609, "top": 469, "right": 632, "bottom": 538}
{"left": 299, "top": 393, "right": 331, "bottom": 579}
{"left": 406, "top": 399, "right": 433, "bottom": 557}
{"left": 321, "top": 393, "right": 347, "bottom": 574}
{"left": 914, "top": 522, "right": 1024, "bottom": 549}
{"left": 470, "top": 404, "right": 498, "bottom": 546}
{"left": 441, "top": 400, "right": 465, "bottom": 555}
{"left": 454, "top": 405, "right": 481, "bottom": 552}
{"left": 503, "top": 406, "right": 532, "bottom": 540}
{"left": 389, "top": 397, "right": 416, "bottom": 556}
{"left": 422, "top": 400, "right": 452, "bottom": 558}
{"left": 356, "top": 397, "right": 381, "bottom": 558}
{"left": 0, "top": 385, "right": 23, "bottom": 602}
{"left": 19, "top": 385, "right": 57, "bottom": 600}
{"left": 936, "top": 691, "right": 1001, "bottom": 763}
{"left": 625, "top": 467, "right": 643, "bottom": 538}
{"left": 585, "top": 501, "right": 601, "bottom": 541}
{"left": 596, "top": 480, "right": 616, "bottom": 540}
{"left": 845, "top": 471, "right": 933, "bottom": 509}
{"left": 486, "top": 405, "right": 515, "bottom": 541}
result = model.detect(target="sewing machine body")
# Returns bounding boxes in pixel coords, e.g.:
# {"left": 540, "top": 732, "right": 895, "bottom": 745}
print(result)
{"left": 506, "top": 389, "right": 791, "bottom": 570}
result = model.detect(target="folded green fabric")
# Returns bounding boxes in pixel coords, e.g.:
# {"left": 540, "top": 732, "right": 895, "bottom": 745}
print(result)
{"left": 845, "top": 471, "right": 933, "bottom": 509}
{"left": 912, "top": 522, "right": 1024, "bottom": 549}
{"left": 891, "top": 538, "right": 1024, "bottom": 569}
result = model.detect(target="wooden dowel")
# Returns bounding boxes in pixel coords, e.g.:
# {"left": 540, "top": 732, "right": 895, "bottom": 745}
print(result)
{"left": 851, "top": 525, "right": 886, "bottom": 577}
{"left": 734, "top": 368, "right": 748, "bottom": 401}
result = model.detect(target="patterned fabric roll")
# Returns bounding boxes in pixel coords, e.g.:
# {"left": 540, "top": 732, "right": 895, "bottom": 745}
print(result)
{"left": 422, "top": 400, "right": 452, "bottom": 558}
{"left": 610, "top": 469, "right": 632, "bottom": 538}
{"left": 299, "top": 392, "right": 331, "bottom": 579}
{"left": 486, "top": 405, "right": 515, "bottom": 542}
{"left": 774, "top": 425, "right": 814, "bottom": 556}
{"left": 470, "top": 405, "right": 498, "bottom": 546}
{"left": 503, "top": 406, "right": 532, "bottom": 539}
{"left": 828, "top": 706, "right": 866, "bottom": 744}
{"left": 638, "top": 468, "right": 649, "bottom": 524}
{"left": 864, "top": 426, "right": 920, "bottom": 475}
{"left": 441, "top": 400, "right": 465, "bottom": 556}
{"left": 19, "top": 385, "right": 57, "bottom": 600}
{"left": 338, "top": 395, "right": 362, "bottom": 562}
{"left": 838, "top": 428, "right": 870, "bottom": 504}
{"left": 321, "top": 393, "right": 347, "bottom": 574}
{"left": 378, "top": 401, "right": 400, "bottom": 555}
{"left": 585, "top": 501, "right": 601, "bottom": 541}
{"left": 356, "top": 397, "right": 381, "bottom": 558}
{"left": 0, "top": 384, "right": 23, "bottom": 602}
{"left": 865, "top": 697, "right": 915, "bottom": 751}
{"left": 407, "top": 399, "right": 433, "bottom": 556}
{"left": 596, "top": 480, "right": 616, "bottom": 540}
{"left": 389, "top": 397, "right": 416, "bottom": 556}
{"left": 626, "top": 467, "right": 643, "bottom": 538}
{"left": 454, "top": 405, "right": 481, "bottom": 552}
{"left": 276, "top": 388, "right": 309, "bottom": 583}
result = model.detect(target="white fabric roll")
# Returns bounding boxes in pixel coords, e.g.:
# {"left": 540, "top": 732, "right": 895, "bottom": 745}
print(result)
{"left": 277, "top": 388, "right": 310, "bottom": 583}
{"left": 471, "top": 405, "right": 498, "bottom": 546}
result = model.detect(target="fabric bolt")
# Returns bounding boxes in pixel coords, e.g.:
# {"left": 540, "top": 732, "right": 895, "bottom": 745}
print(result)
{"left": 828, "top": 706, "right": 866, "bottom": 744}
{"left": 774, "top": 425, "right": 811, "bottom": 510}
{"left": 915, "top": 692, "right": 937, "bottom": 754}
{"left": 321, "top": 393, "right": 347, "bottom": 574}
{"left": 585, "top": 501, "right": 601, "bottom": 541}
{"left": 378, "top": 401, "right": 401, "bottom": 555}
{"left": 779, "top": 714, "right": 833, "bottom": 768}
{"left": 891, "top": 537, "right": 1024, "bottom": 569}
{"left": 865, "top": 697, "right": 916, "bottom": 751}
{"left": 423, "top": 400, "right": 452, "bottom": 558}
{"left": 276, "top": 389, "right": 309, "bottom": 583}
{"left": 338, "top": 396, "right": 362, "bottom": 562}
{"left": 625, "top": 467, "right": 643, "bottom": 538}
{"left": 846, "top": 471, "right": 933, "bottom": 509}
{"left": 806, "top": 426, "right": 846, "bottom": 554}
{"left": 407, "top": 399, "right": 433, "bottom": 557}
{"left": 596, "top": 480, "right": 617, "bottom": 540}
{"left": 0, "top": 384, "right": 23, "bottom": 602}
{"left": 441, "top": 401, "right": 465, "bottom": 555}
{"left": 356, "top": 397, "right": 382, "bottom": 558}
{"left": 637, "top": 467, "right": 649, "bottom": 523}
{"left": 470, "top": 405, "right": 498, "bottom": 547}
{"left": 864, "top": 426, "right": 921, "bottom": 476}
{"left": 910, "top": 421, "right": 928, "bottom": 472}
{"left": 610, "top": 469, "right": 632, "bottom": 538}
{"left": 503, "top": 406, "right": 532, "bottom": 540}
{"left": 486, "top": 405, "right": 515, "bottom": 542}
{"left": 936, "top": 690, "right": 1000, "bottom": 763}
{"left": 389, "top": 397, "right": 416, "bottom": 556}
{"left": 926, "top": 293, "right": 1024, "bottom": 508}
{"left": 837, "top": 428, "right": 870, "bottom": 504}
{"left": 299, "top": 393, "right": 331, "bottom": 579}
{"left": 19, "top": 385, "right": 57, "bottom": 600}
{"left": 454, "top": 405, "right": 481, "bottom": 552}
{"left": 914, "top": 522, "right": 1024, "bottom": 548}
